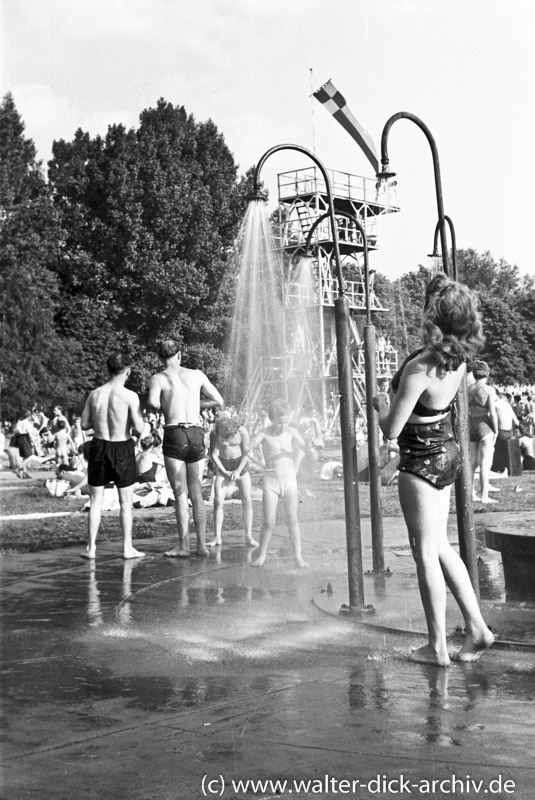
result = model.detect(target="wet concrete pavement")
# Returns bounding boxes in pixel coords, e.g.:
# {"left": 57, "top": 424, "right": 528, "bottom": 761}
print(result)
{"left": 2, "top": 507, "right": 535, "bottom": 799}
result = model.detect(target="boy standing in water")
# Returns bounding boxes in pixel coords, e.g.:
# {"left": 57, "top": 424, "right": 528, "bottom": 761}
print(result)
{"left": 207, "top": 414, "right": 258, "bottom": 549}
{"left": 251, "top": 399, "right": 311, "bottom": 568}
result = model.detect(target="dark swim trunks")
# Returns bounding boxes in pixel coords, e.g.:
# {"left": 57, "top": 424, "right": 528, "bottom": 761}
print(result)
{"left": 162, "top": 425, "right": 205, "bottom": 463}
{"left": 219, "top": 455, "right": 249, "bottom": 475}
{"left": 87, "top": 438, "right": 137, "bottom": 488}
{"left": 397, "top": 413, "right": 460, "bottom": 489}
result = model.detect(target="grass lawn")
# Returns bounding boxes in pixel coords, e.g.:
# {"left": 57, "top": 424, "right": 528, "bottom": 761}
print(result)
{"left": 1, "top": 460, "right": 534, "bottom": 554}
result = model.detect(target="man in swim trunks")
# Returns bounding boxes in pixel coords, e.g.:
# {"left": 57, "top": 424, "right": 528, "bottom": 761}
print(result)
{"left": 495, "top": 390, "right": 520, "bottom": 440}
{"left": 80, "top": 353, "right": 145, "bottom": 559}
{"left": 147, "top": 339, "right": 224, "bottom": 558}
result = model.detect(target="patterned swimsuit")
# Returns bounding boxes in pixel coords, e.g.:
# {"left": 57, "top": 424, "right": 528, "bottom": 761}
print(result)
{"left": 392, "top": 350, "right": 461, "bottom": 489}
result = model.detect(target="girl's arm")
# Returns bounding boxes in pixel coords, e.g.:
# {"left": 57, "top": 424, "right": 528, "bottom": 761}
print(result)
{"left": 373, "top": 364, "right": 428, "bottom": 440}
{"left": 249, "top": 431, "right": 266, "bottom": 467}
{"left": 487, "top": 389, "right": 499, "bottom": 435}
{"left": 232, "top": 427, "right": 251, "bottom": 478}
{"left": 209, "top": 433, "right": 228, "bottom": 476}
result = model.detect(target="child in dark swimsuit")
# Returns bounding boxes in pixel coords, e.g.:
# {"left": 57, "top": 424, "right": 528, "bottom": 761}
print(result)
{"left": 373, "top": 274, "right": 494, "bottom": 667}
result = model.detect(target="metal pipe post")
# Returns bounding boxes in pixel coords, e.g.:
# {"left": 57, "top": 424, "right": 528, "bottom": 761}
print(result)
{"left": 335, "top": 296, "right": 366, "bottom": 608}
{"left": 306, "top": 209, "right": 385, "bottom": 574}
{"left": 364, "top": 323, "right": 385, "bottom": 572}
{"left": 455, "top": 377, "right": 480, "bottom": 594}
{"left": 378, "top": 113, "right": 478, "bottom": 593}
{"left": 379, "top": 112, "right": 449, "bottom": 274}
{"left": 255, "top": 144, "right": 366, "bottom": 609}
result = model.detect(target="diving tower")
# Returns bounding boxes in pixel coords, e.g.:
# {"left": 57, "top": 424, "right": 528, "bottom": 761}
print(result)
{"left": 242, "top": 166, "right": 400, "bottom": 435}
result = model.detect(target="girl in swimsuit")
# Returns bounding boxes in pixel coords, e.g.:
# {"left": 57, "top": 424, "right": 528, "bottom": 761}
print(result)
{"left": 467, "top": 362, "right": 499, "bottom": 503}
{"left": 373, "top": 274, "right": 494, "bottom": 667}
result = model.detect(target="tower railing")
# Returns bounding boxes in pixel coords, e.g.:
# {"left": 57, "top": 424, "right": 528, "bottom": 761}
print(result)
{"left": 278, "top": 166, "right": 399, "bottom": 210}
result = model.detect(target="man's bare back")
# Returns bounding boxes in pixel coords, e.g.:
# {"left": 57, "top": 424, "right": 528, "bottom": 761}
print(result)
{"left": 82, "top": 383, "right": 142, "bottom": 440}
{"left": 149, "top": 366, "right": 205, "bottom": 425}
{"left": 79, "top": 354, "right": 145, "bottom": 561}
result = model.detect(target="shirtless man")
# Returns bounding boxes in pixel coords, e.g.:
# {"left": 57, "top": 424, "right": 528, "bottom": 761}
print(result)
{"left": 80, "top": 353, "right": 145, "bottom": 559}
{"left": 495, "top": 391, "right": 520, "bottom": 439}
{"left": 147, "top": 340, "right": 224, "bottom": 558}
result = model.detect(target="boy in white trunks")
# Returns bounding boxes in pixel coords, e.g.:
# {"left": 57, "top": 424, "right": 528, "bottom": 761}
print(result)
{"left": 251, "top": 399, "right": 311, "bottom": 568}
{"left": 207, "top": 414, "right": 258, "bottom": 549}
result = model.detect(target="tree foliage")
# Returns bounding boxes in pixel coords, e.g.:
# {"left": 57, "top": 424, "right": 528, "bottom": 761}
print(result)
{"left": 0, "top": 94, "right": 83, "bottom": 419}
{"left": 47, "top": 100, "right": 250, "bottom": 397}
{"left": 373, "top": 253, "right": 535, "bottom": 385}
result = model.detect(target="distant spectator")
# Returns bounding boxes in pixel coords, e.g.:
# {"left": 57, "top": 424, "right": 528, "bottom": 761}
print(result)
{"left": 62, "top": 442, "right": 92, "bottom": 496}
{"left": 135, "top": 435, "right": 165, "bottom": 485}
{"left": 13, "top": 410, "right": 39, "bottom": 479}
{"left": 54, "top": 420, "right": 75, "bottom": 467}
{"left": 468, "top": 361, "right": 498, "bottom": 503}
{"left": 50, "top": 406, "right": 71, "bottom": 435}
{"left": 495, "top": 391, "right": 520, "bottom": 439}
{"left": 71, "top": 417, "right": 85, "bottom": 450}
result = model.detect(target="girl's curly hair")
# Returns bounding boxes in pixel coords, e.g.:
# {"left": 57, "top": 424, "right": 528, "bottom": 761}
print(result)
{"left": 422, "top": 274, "right": 485, "bottom": 371}
{"left": 215, "top": 414, "right": 240, "bottom": 441}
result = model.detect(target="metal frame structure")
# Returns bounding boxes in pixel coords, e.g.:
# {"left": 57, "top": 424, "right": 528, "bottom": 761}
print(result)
{"left": 242, "top": 165, "right": 400, "bottom": 434}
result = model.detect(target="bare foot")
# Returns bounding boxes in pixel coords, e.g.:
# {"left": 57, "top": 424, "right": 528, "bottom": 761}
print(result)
{"left": 451, "top": 629, "right": 494, "bottom": 662}
{"left": 164, "top": 547, "right": 190, "bottom": 558}
{"left": 81, "top": 548, "right": 96, "bottom": 560}
{"left": 408, "top": 644, "right": 450, "bottom": 667}
{"left": 245, "top": 537, "right": 259, "bottom": 548}
{"left": 251, "top": 554, "right": 266, "bottom": 568}
{"left": 123, "top": 548, "right": 145, "bottom": 559}
{"left": 294, "top": 557, "right": 309, "bottom": 569}
{"left": 480, "top": 497, "right": 498, "bottom": 504}
{"left": 196, "top": 548, "right": 209, "bottom": 557}
{"left": 206, "top": 539, "right": 222, "bottom": 548}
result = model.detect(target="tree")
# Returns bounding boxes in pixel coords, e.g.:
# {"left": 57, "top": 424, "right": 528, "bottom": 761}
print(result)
{"left": 457, "top": 249, "right": 535, "bottom": 383}
{"left": 48, "top": 99, "right": 249, "bottom": 395}
{"left": 372, "top": 252, "right": 535, "bottom": 386}
{"left": 0, "top": 94, "right": 81, "bottom": 419}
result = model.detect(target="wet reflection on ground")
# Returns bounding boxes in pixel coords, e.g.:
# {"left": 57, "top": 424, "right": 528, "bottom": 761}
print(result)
{"left": 3, "top": 532, "right": 535, "bottom": 799}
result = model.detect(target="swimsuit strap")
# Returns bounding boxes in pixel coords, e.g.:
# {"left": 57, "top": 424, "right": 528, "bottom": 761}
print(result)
{"left": 391, "top": 348, "right": 452, "bottom": 416}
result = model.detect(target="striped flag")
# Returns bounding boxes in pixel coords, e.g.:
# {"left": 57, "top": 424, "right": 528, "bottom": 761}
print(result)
{"left": 313, "top": 79, "right": 379, "bottom": 174}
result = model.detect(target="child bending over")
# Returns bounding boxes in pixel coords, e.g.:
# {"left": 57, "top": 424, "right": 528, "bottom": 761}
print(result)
{"left": 207, "top": 414, "right": 258, "bottom": 548}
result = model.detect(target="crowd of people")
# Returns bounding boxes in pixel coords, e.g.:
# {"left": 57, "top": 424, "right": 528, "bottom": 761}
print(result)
{"left": 469, "top": 366, "right": 535, "bottom": 503}
{"left": 2, "top": 342, "right": 323, "bottom": 567}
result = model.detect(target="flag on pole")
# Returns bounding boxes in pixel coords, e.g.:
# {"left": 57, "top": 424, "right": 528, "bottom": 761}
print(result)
{"left": 313, "top": 79, "right": 379, "bottom": 174}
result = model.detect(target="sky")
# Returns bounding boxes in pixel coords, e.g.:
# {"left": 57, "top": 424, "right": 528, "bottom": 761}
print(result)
{"left": 2, "top": 0, "right": 535, "bottom": 280}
